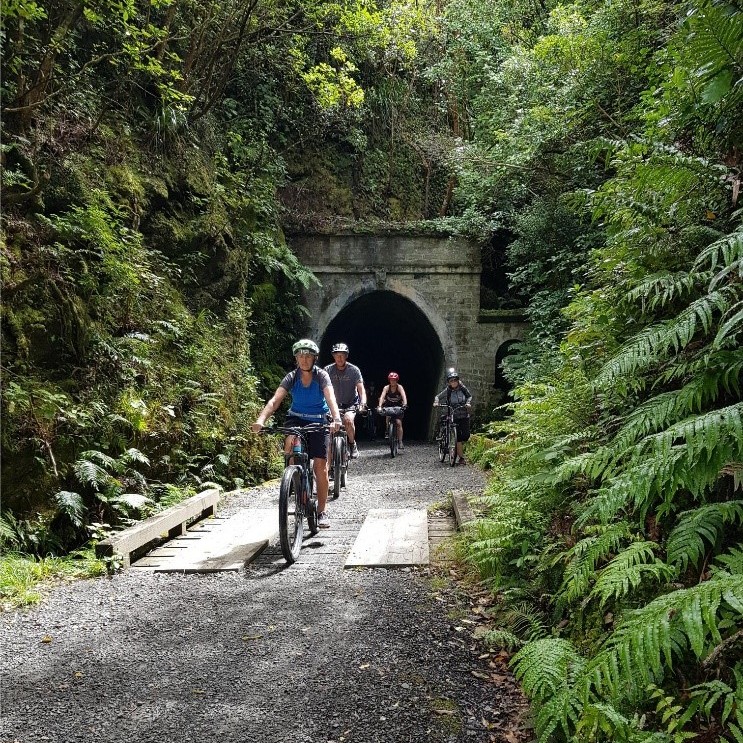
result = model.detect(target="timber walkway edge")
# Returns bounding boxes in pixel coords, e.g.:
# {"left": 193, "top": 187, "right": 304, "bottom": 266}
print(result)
{"left": 94, "top": 488, "right": 220, "bottom": 568}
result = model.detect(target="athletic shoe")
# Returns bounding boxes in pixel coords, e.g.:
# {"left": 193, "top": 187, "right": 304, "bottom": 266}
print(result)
{"left": 458, "top": 456, "right": 466, "bottom": 465}
{"left": 350, "top": 442, "right": 359, "bottom": 459}
{"left": 398, "top": 441, "right": 404, "bottom": 450}
{"left": 318, "top": 511, "right": 331, "bottom": 528}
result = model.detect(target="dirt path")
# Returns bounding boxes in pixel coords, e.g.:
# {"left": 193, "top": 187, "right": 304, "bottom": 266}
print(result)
{"left": 1, "top": 442, "right": 530, "bottom": 743}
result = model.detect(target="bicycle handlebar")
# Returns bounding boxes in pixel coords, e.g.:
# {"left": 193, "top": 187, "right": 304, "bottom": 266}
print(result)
{"left": 260, "top": 423, "right": 329, "bottom": 437}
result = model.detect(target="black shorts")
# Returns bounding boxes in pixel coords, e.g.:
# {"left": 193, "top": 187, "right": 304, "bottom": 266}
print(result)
{"left": 285, "top": 416, "right": 330, "bottom": 460}
{"left": 455, "top": 415, "right": 471, "bottom": 442}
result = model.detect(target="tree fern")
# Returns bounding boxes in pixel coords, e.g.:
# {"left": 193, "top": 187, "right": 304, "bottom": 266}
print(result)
{"left": 590, "top": 541, "right": 674, "bottom": 609}
{"left": 666, "top": 502, "right": 743, "bottom": 574}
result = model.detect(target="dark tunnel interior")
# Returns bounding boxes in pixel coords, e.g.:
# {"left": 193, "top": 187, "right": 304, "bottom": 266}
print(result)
{"left": 319, "top": 291, "right": 444, "bottom": 439}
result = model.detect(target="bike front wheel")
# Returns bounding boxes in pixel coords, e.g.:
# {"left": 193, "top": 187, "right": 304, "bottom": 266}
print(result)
{"left": 448, "top": 423, "right": 457, "bottom": 467}
{"left": 389, "top": 422, "right": 397, "bottom": 458}
{"left": 279, "top": 466, "right": 305, "bottom": 563}
{"left": 438, "top": 428, "right": 447, "bottom": 462}
{"left": 332, "top": 439, "right": 342, "bottom": 500}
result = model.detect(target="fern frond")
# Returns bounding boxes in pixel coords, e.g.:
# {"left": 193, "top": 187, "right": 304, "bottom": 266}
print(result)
{"left": 80, "top": 450, "right": 117, "bottom": 471}
{"left": 626, "top": 271, "right": 704, "bottom": 312}
{"left": 579, "top": 702, "right": 672, "bottom": 742}
{"left": 512, "top": 638, "right": 586, "bottom": 741}
{"left": 611, "top": 361, "right": 743, "bottom": 454}
{"left": 644, "top": 402, "right": 743, "bottom": 463}
{"left": 53, "top": 491, "right": 86, "bottom": 528}
{"left": 74, "top": 459, "right": 112, "bottom": 488}
{"left": 714, "top": 298, "right": 743, "bottom": 349}
{"left": 588, "top": 574, "right": 743, "bottom": 697}
{"left": 122, "top": 448, "right": 150, "bottom": 467}
{"left": 713, "top": 544, "right": 743, "bottom": 576}
{"left": 512, "top": 637, "right": 586, "bottom": 700}
{"left": 483, "top": 629, "right": 523, "bottom": 650}
{"left": 501, "top": 601, "right": 549, "bottom": 641}
{"left": 667, "top": 502, "right": 743, "bottom": 573}
{"left": 556, "top": 523, "right": 633, "bottom": 606}
{"left": 694, "top": 226, "right": 743, "bottom": 277}
{"left": 596, "top": 288, "right": 735, "bottom": 385}
{"left": 576, "top": 448, "right": 688, "bottom": 526}
{"left": 590, "top": 542, "right": 673, "bottom": 608}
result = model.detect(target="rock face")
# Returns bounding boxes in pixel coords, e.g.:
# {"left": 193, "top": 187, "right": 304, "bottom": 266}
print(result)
{"left": 290, "top": 232, "right": 528, "bottom": 437}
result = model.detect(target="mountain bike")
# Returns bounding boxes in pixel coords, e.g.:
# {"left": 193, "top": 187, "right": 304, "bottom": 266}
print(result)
{"left": 262, "top": 422, "right": 327, "bottom": 563}
{"left": 329, "top": 406, "right": 356, "bottom": 499}
{"left": 379, "top": 406, "right": 405, "bottom": 458}
{"left": 436, "top": 403, "right": 466, "bottom": 467}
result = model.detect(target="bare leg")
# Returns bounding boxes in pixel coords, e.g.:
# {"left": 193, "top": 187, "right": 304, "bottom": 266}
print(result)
{"left": 344, "top": 411, "right": 357, "bottom": 445}
{"left": 314, "top": 457, "right": 329, "bottom": 513}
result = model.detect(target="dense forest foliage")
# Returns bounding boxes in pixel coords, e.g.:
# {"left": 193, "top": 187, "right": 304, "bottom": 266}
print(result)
{"left": 2, "top": 0, "right": 743, "bottom": 738}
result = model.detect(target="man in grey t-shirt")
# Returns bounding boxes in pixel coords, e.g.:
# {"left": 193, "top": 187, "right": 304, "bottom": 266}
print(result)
{"left": 324, "top": 342, "right": 367, "bottom": 458}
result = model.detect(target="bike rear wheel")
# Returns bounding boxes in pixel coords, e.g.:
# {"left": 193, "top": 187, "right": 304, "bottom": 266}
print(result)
{"left": 332, "top": 438, "right": 342, "bottom": 499}
{"left": 279, "top": 466, "right": 304, "bottom": 563}
{"left": 448, "top": 423, "right": 457, "bottom": 467}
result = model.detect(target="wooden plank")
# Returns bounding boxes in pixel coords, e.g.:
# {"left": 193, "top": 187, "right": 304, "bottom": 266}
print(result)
{"left": 345, "top": 509, "right": 429, "bottom": 568}
{"left": 132, "top": 509, "right": 277, "bottom": 573}
{"left": 451, "top": 490, "right": 475, "bottom": 527}
{"left": 96, "top": 488, "right": 221, "bottom": 567}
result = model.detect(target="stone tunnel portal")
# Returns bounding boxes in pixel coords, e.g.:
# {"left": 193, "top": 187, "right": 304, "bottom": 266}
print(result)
{"left": 320, "top": 291, "right": 444, "bottom": 440}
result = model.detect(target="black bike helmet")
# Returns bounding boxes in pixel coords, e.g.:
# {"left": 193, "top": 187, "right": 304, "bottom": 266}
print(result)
{"left": 446, "top": 368, "right": 459, "bottom": 381}
{"left": 331, "top": 342, "right": 350, "bottom": 355}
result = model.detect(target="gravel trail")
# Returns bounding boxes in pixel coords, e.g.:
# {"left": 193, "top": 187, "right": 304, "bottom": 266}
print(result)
{"left": 1, "top": 441, "right": 528, "bottom": 743}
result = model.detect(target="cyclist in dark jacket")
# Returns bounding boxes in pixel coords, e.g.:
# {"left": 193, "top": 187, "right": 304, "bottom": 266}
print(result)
{"left": 433, "top": 368, "right": 472, "bottom": 465}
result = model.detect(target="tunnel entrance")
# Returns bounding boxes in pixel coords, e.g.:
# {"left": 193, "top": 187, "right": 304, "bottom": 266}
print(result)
{"left": 320, "top": 291, "right": 444, "bottom": 440}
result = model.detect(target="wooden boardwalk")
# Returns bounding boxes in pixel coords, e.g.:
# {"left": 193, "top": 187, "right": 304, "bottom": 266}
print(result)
{"left": 129, "top": 505, "right": 460, "bottom": 572}
{"left": 131, "top": 508, "right": 275, "bottom": 572}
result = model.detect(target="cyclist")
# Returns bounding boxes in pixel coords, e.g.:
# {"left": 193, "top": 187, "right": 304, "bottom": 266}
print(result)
{"left": 252, "top": 339, "right": 342, "bottom": 528}
{"left": 324, "top": 342, "right": 367, "bottom": 460}
{"left": 433, "top": 368, "right": 472, "bottom": 465}
{"left": 377, "top": 372, "right": 408, "bottom": 450}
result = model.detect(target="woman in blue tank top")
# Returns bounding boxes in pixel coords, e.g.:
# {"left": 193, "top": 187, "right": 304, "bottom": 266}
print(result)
{"left": 252, "top": 339, "right": 341, "bottom": 528}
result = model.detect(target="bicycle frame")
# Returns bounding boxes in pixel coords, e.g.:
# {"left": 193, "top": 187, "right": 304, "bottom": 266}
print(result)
{"left": 436, "top": 403, "right": 467, "bottom": 466}
{"left": 263, "top": 422, "right": 327, "bottom": 564}
{"left": 379, "top": 406, "right": 404, "bottom": 458}
{"left": 330, "top": 406, "right": 355, "bottom": 499}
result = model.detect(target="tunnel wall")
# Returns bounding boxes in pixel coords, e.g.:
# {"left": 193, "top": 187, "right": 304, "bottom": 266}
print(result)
{"left": 289, "top": 233, "right": 529, "bottom": 433}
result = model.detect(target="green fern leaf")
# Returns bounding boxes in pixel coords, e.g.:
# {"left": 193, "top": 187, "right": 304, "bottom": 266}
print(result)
{"left": 557, "top": 523, "right": 633, "bottom": 606}
{"left": 713, "top": 544, "right": 743, "bottom": 576}
{"left": 53, "top": 491, "right": 86, "bottom": 528}
{"left": 589, "top": 574, "right": 743, "bottom": 696}
{"left": 74, "top": 459, "right": 112, "bottom": 488}
{"left": 590, "top": 542, "right": 673, "bottom": 608}
{"left": 694, "top": 226, "right": 743, "bottom": 277}
{"left": 667, "top": 502, "right": 743, "bottom": 573}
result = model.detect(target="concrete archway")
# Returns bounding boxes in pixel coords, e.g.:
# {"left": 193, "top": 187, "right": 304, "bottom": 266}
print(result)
{"left": 320, "top": 291, "right": 444, "bottom": 439}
